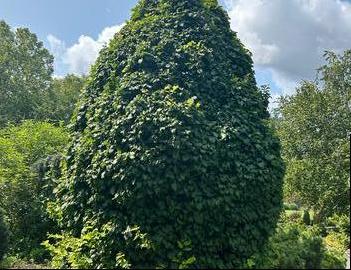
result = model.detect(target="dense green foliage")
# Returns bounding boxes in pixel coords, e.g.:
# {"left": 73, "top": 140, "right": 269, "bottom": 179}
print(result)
{"left": 0, "top": 209, "right": 9, "bottom": 260}
{"left": 323, "top": 214, "right": 350, "bottom": 248}
{"left": 0, "top": 121, "right": 69, "bottom": 260}
{"left": 245, "top": 214, "right": 347, "bottom": 269}
{"left": 0, "top": 21, "right": 54, "bottom": 126}
{"left": 277, "top": 51, "right": 351, "bottom": 221}
{"left": 48, "top": 0, "right": 284, "bottom": 268}
{"left": 0, "top": 6, "right": 348, "bottom": 270}
{"left": 321, "top": 215, "right": 349, "bottom": 269}
{"left": 247, "top": 222, "right": 324, "bottom": 269}
{"left": 47, "top": 75, "right": 86, "bottom": 123}
{"left": 0, "top": 20, "right": 85, "bottom": 126}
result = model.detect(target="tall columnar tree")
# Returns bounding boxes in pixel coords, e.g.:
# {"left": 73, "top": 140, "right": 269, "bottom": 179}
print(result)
{"left": 51, "top": 0, "right": 284, "bottom": 268}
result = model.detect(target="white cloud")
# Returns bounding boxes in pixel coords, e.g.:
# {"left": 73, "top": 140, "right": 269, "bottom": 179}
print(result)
{"left": 48, "top": 0, "right": 351, "bottom": 95}
{"left": 47, "top": 24, "right": 124, "bottom": 75}
{"left": 98, "top": 24, "right": 123, "bottom": 44}
{"left": 63, "top": 35, "right": 102, "bottom": 75}
{"left": 47, "top": 34, "right": 66, "bottom": 58}
{"left": 225, "top": 0, "right": 351, "bottom": 94}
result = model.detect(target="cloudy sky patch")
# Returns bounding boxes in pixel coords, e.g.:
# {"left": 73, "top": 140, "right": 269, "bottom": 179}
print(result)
{"left": 48, "top": 24, "right": 124, "bottom": 75}
{"left": 2, "top": 0, "right": 350, "bottom": 96}
{"left": 45, "top": 0, "right": 351, "bottom": 95}
{"left": 225, "top": 0, "right": 351, "bottom": 94}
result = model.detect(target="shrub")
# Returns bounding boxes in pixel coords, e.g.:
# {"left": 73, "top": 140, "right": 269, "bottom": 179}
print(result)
{"left": 246, "top": 214, "right": 349, "bottom": 269}
{"left": 320, "top": 214, "right": 349, "bottom": 269}
{"left": 285, "top": 211, "right": 303, "bottom": 224}
{"left": 303, "top": 210, "right": 311, "bottom": 226}
{"left": 0, "top": 121, "right": 69, "bottom": 261}
{"left": 325, "top": 214, "right": 350, "bottom": 238}
{"left": 246, "top": 222, "right": 324, "bottom": 269}
{"left": 321, "top": 232, "right": 347, "bottom": 269}
{"left": 43, "top": 222, "right": 152, "bottom": 269}
{"left": 50, "top": 0, "right": 284, "bottom": 268}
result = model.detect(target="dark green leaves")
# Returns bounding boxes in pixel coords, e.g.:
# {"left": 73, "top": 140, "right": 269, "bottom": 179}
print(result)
{"left": 50, "top": 0, "right": 284, "bottom": 268}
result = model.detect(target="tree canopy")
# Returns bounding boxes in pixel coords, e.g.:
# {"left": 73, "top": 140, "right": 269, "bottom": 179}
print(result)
{"left": 47, "top": 74, "right": 86, "bottom": 123}
{"left": 277, "top": 50, "right": 351, "bottom": 221}
{"left": 0, "top": 21, "right": 54, "bottom": 126}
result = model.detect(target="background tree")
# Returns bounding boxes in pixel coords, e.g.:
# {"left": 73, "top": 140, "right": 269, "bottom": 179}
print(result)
{"left": 47, "top": 0, "right": 284, "bottom": 268}
{"left": 45, "top": 74, "right": 86, "bottom": 123}
{"left": 0, "top": 121, "right": 68, "bottom": 261}
{"left": 0, "top": 21, "right": 54, "bottom": 126}
{"left": 277, "top": 50, "right": 351, "bottom": 221}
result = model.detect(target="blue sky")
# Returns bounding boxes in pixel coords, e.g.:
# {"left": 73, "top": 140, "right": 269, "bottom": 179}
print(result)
{"left": 0, "top": 0, "right": 137, "bottom": 45}
{"left": 1, "top": 0, "right": 350, "bottom": 105}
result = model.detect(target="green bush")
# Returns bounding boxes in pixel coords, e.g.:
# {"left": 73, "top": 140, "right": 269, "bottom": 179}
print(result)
{"left": 320, "top": 214, "right": 349, "bottom": 269}
{"left": 43, "top": 222, "right": 153, "bottom": 269}
{"left": 0, "top": 256, "right": 49, "bottom": 269}
{"left": 44, "top": 223, "right": 197, "bottom": 269}
{"left": 246, "top": 214, "right": 349, "bottom": 270}
{"left": 325, "top": 214, "right": 350, "bottom": 239}
{"left": 0, "top": 121, "right": 69, "bottom": 261}
{"left": 285, "top": 211, "right": 303, "bottom": 223}
{"left": 0, "top": 209, "right": 9, "bottom": 260}
{"left": 303, "top": 210, "right": 311, "bottom": 226}
{"left": 50, "top": 0, "right": 284, "bottom": 268}
{"left": 246, "top": 222, "right": 324, "bottom": 269}
{"left": 321, "top": 231, "right": 347, "bottom": 269}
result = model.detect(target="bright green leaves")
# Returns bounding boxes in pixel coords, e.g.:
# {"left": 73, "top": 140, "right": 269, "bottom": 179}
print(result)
{"left": 116, "top": 253, "right": 131, "bottom": 269}
{"left": 171, "top": 240, "right": 196, "bottom": 269}
{"left": 43, "top": 222, "right": 117, "bottom": 269}
{"left": 0, "top": 121, "right": 68, "bottom": 259}
{"left": 277, "top": 51, "right": 351, "bottom": 221}
{"left": 184, "top": 96, "right": 201, "bottom": 109}
{"left": 181, "top": 40, "right": 211, "bottom": 56}
{"left": 0, "top": 21, "right": 54, "bottom": 126}
{"left": 201, "top": 0, "right": 219, "bottom": 8}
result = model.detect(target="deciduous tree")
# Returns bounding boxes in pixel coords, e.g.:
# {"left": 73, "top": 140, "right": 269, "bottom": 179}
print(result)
{"left": 0, "top": 21, "right": 53, "bottom": 126}
{"left": 49, "top": 0, "right": 284, "bottom": 268}
{"left": 278, "top": 50, "right": 350, "bottom": 221}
